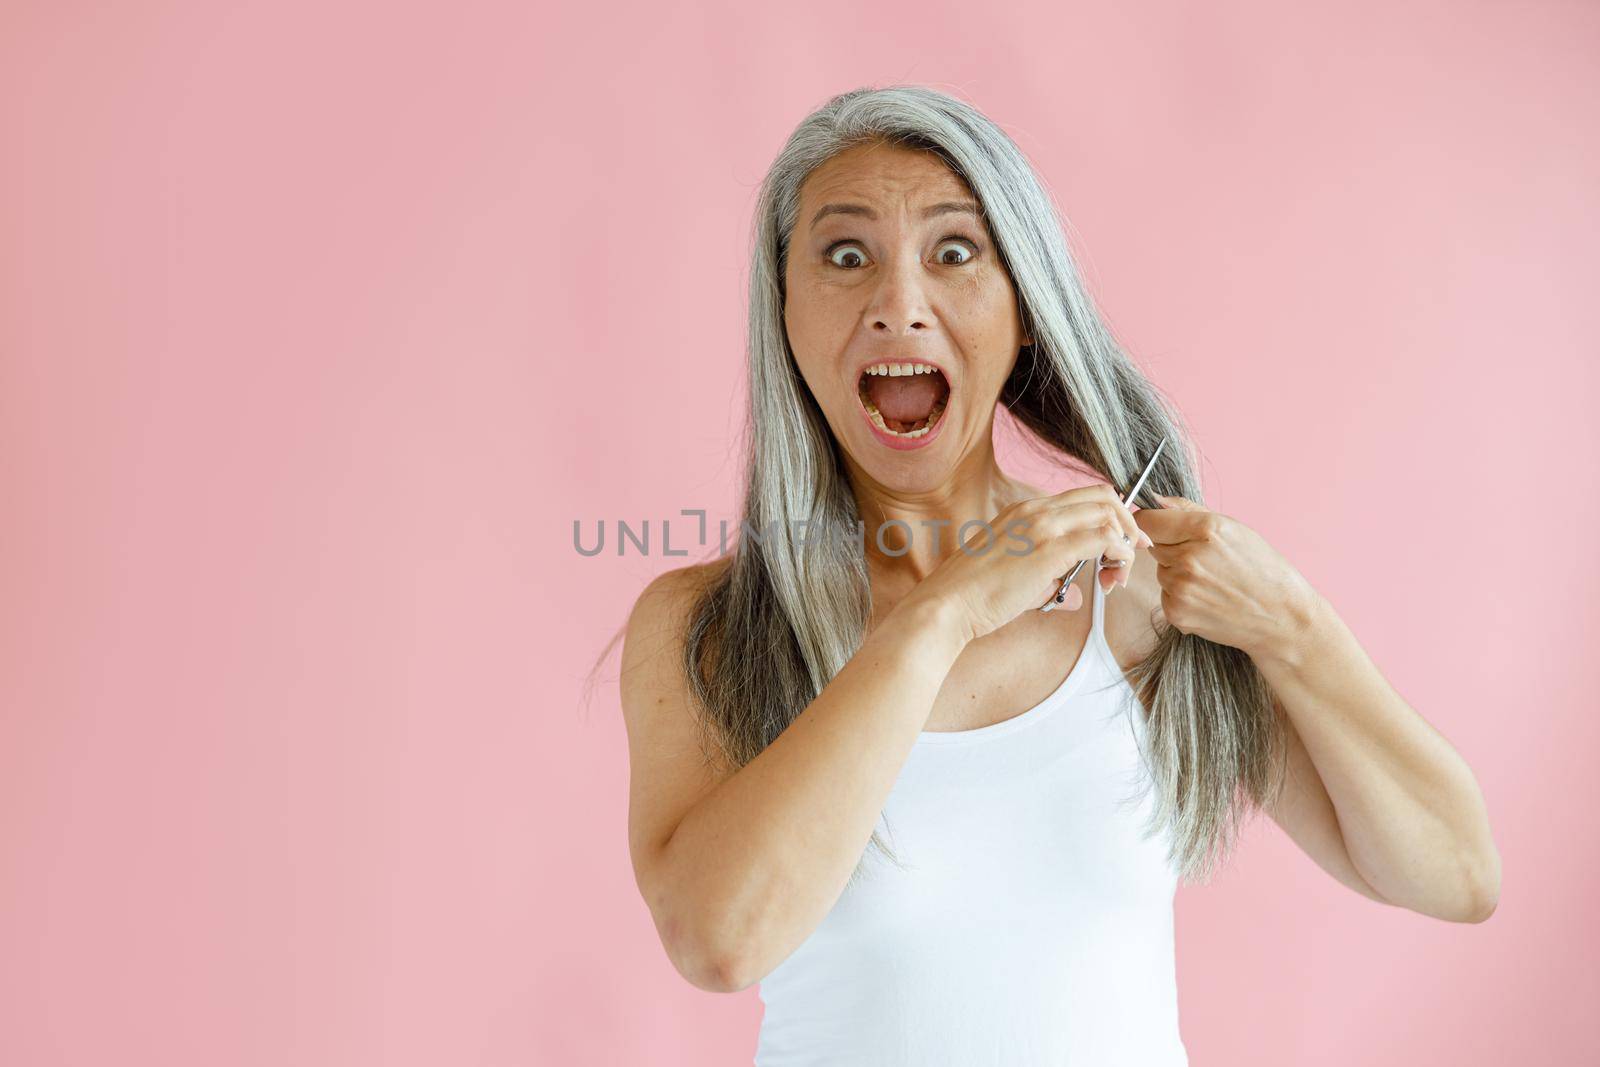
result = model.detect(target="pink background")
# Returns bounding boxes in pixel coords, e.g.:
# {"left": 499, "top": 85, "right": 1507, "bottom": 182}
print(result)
{"left": 2, "top": 2, "right": 1595, "bottom": 1064}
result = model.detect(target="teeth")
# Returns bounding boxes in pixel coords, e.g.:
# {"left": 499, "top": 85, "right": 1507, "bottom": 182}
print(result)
{"left": 860, "top": 395, "right": 948, "bottom": 439}
{"left": 856, "top": 363, "right": 950, "bottom": 441}
{"left": 864, "top": 362, "right": 939, "bottom": 377}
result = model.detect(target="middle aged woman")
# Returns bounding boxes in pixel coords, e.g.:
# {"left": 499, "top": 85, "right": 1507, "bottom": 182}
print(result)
{"left": 617, "top": 85, "right": 1501, "bottom": 1065}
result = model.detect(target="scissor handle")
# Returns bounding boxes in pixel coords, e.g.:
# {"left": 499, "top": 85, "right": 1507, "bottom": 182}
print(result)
{"left": 1038, "top": 532, "right": 1130, "bottom": 613}
{"left": 1035, "top": 434, "right": 1168, "bottom": 614}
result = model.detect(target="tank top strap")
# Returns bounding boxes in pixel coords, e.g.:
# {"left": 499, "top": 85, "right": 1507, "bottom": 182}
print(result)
{"left": 1090, "top": 556, "right": 1107, "bottom": 634}
{"left": 1086, "top": 556, "right": 1123, "bottom": 682}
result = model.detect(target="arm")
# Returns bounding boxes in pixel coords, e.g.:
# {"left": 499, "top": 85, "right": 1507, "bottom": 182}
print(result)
{"left": 1115, "top": 546, "right": 1498, "bottom": 921}
{"left": 1250, "top": 590, "right": 1501, "bottom": 923}
{"left": 1261, "top": 690, "right": 1395, "bottom": 907}
{"left": 622, "top": 575, "right": 970, "bottom": 993}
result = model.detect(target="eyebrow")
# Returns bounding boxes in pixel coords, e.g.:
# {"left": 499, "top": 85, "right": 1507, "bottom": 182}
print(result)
{"left": 808, "top": 200, "right": 984, "bottom": 229}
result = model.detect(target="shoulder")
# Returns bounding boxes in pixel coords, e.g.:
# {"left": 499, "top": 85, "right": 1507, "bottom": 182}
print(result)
{"left": 630, "top": 556, "right": 731, "bottom": 619}
{"left": 1103, "top": 546, "right": 1164, "bottom": 674}
{"left": 621, "top": 557, "right": 733, "bottom": 692}
{"left": 624, "top": 557, "right": 732, "bottom": 647}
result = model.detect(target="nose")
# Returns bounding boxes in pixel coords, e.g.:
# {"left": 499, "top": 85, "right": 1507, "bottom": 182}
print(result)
{"left": 863, "top": 254, "right": 933, "bottom": 337}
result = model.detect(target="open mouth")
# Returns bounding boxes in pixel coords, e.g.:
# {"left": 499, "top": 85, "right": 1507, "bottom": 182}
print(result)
{"left": 856, "top": 362, "right": 951, "bottom": 440}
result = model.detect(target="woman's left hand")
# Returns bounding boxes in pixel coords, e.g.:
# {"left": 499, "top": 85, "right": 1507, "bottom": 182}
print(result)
{"left": 1131, "top": 493, "right": 1319, "bottom": 662}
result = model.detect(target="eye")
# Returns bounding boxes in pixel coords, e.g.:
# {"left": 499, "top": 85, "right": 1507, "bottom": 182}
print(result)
{"left": 827, "top": 243, "right": 868, "bottom": 269}
{"left": 822, "top": 235, "right": 983, "bottom": 270}
{"left": 935, "top": 238, "right": 978, "bottom": 265}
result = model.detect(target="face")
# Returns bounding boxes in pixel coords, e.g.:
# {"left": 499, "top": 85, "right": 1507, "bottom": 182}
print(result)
{"left": 783, "top": 141, "right": 1032, "bottom": 489}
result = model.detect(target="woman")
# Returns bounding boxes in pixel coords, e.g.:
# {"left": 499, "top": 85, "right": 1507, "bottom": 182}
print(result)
{"left": 616, "top": 86, "right": 1500, "bottom": 1064}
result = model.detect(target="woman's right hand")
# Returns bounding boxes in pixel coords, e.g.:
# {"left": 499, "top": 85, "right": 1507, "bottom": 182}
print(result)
{"left": 902, "top": 484, "right": 1154, "bottom": 646}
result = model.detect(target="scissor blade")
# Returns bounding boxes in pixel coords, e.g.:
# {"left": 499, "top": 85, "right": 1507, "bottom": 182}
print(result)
{"left": 1039, "top": 434, "right": 1170, "bottom": 614}
{"left": 1122, "top": 434, "right": 1168, "bottom": 506}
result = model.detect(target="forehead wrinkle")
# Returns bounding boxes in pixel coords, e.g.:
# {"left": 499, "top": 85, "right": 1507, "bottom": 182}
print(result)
{"left": 804, "top": 148, "right": 976, "bottom": 225}
{"left": 809, "top": 199, "right": 985, "bottom": 230}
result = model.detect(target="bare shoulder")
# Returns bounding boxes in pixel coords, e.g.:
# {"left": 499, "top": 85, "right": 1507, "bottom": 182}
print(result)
{"left": 620, "top": 555, "right": 733, "bottom": 718}
{"left": 624, "top": 557, "right": 730, "bottom": 646}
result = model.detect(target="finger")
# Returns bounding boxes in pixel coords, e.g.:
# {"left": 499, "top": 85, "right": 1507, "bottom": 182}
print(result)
{"left": 1101, "top": 554, "right": 1127, "bottom": 592}
{"left": 1044, "top": 508, "right": 1135, "bottom": 602}
{"left": 1040, "top": 565, "right": 1090, "bottom": 612}
{"left": 1127, "top": 504, "right": 1155, "bottom": 548}
{"left": 1097, "top": 511, "right": 1139, "bottom": 568}
{"left": 1102, "top": 541, "right": 1139, "bottom": 586}
{"left": 1097, "top": 526, "right": 1140, "bottom": 593}
{"left": 1110, "top": 490, "right": 1152, "bottom": 547}
{"left": 1133, "top": 502, "right": 1204, "bottom": 545}
{"left": 1093, "top": 484, "right": 1150, "bottom": 549}
{"left": 1046, "top": 581, "right": 1084, "bottom": 612}
{"left": 1040, "top": 489, "right": 1147, "bottom": 597}
{"left": 1138, "top": 540, "right": 1174, "bottom": 563}
{"left": 1049, "top": 483, "right": 1146, "bottom": 548}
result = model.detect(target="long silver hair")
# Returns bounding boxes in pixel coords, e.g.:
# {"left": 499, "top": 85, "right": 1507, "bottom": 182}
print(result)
{"left": 651, "top": 85, "right": 1285, "bottom": 887}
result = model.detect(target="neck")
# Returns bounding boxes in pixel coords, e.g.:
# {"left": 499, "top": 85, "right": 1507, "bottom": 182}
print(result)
{"left": 845, "top": 436, "right": 1033, "bottom": 593}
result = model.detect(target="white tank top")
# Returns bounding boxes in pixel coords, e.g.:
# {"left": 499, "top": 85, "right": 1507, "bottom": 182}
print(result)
{"left": 754, "top": 561, "right": 1188, "bottom": 1065}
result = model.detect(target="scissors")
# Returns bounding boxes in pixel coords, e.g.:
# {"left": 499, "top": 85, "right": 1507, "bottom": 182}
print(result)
{"left": 1038, "top": 434, "right": 1169, "bottom": 613}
